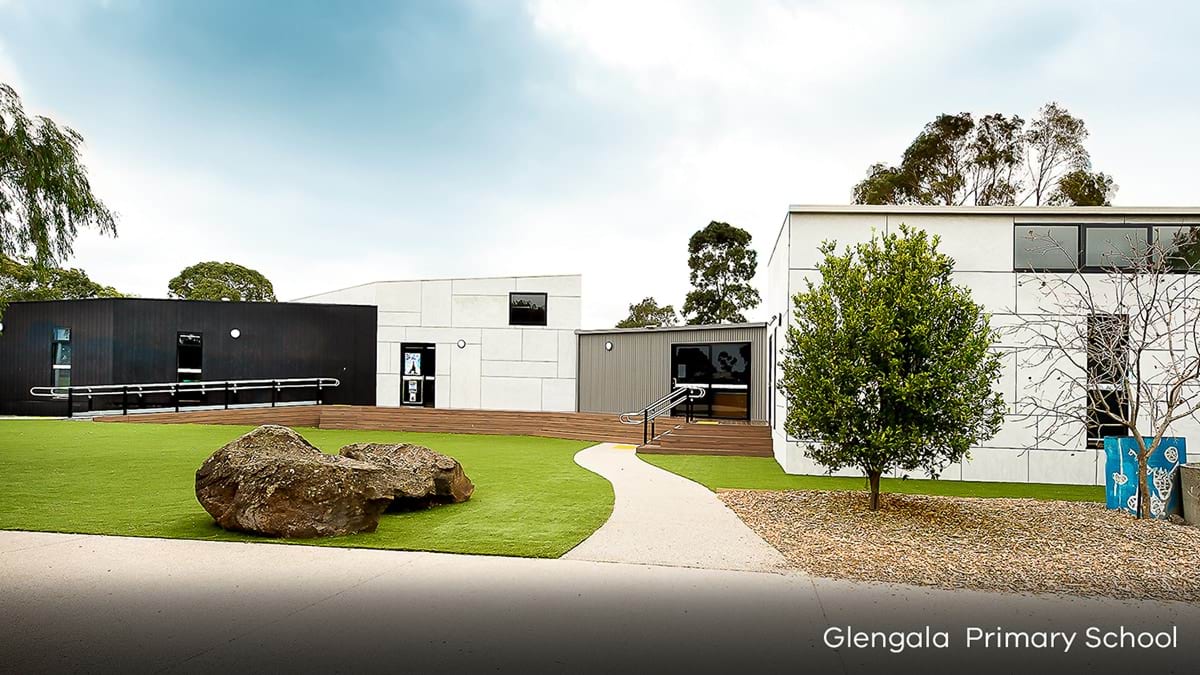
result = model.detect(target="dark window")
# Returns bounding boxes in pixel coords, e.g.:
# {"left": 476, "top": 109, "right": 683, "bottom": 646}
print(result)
{"left": 509, "top": 292, "right": 548, "bottom": 326}
{"left": 1087, "top": 313, "right": 1129, "bottom": 384}
{"left": 1087, "top": 389, "right": 1129, "bottom": 449}
{"left": 177, "top": 333, "right": 203, "bottom": 382}
{"left": 1155, "top": 225, "right": 1200, "bottom": 271}
{"left": 710, "top": 342, "right": 751, "bottom": 385}
{"left": 1014, "top": 225, "right": 1079, "bottom": 271}
{"left": 51, "top": 327, "right": 71, "bottom": 388}
{"left": 1086, "top": 312, "right": 1130, "bottom": 449}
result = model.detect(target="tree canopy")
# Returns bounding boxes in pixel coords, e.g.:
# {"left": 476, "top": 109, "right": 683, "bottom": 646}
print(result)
{"left": 852, "top": 103, "right": 1116, "bottom": 207}
{"left": 616, "top": 296, "right": 678, "bottom": 328}
{"left": 1, "top": 83, "right": 117, "bottom": 265}
{"left": 780, "top": 226, "right": 1005, "bottom": 510}
{"left": 0, "top": 254, "right": 123, "bottom": 317}
{"left": 167, "top": 261, "right": 277, "bottom": 302}
{"left": 683, "top": 221, "right": 760, "bottom": 324}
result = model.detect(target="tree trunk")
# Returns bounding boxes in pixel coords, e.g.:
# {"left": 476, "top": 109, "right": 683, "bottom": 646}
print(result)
{"left": 1139, "top": 454, "right": 1151, "bottom": 519}
{"left": 867, "top": 470, "right": 882, "bottom": 511}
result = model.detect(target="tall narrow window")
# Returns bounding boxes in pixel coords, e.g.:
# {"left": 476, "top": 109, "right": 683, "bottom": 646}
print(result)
{"left": 51, "top": 327, "right": 71, "bottom": 388}
{"left": 509, "top": 292, "right": 548, "bottom": 326}
{"left": 177, "top": 333, "right": 203, "bottom": 382}
{"left": 1086, "top": 313, "right": 1130, "bottom": 448}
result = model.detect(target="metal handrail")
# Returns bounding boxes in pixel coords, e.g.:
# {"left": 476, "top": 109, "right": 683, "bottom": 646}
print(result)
{"left": 619, "top": 384, "right": 706, "bottom": 446}
{"left": 31, "top": 377, "right": 341, "bottom": 418}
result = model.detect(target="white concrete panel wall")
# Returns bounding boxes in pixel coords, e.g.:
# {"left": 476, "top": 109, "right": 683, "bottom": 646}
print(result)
{"left": 776, "top": 210, "right": 1199, "bottom": 485}
{"left": 767, "top": 215, "right": 792, "bottom": 467}
{"left": 297, "top": 274, "right": 581, "bottom": 413}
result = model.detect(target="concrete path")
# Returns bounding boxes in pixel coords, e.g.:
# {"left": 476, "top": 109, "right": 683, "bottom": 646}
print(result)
{"left": 563, "top": 443, "right": 786, "bottom": 571}
{"left": 2, "top": 531, "right": 1197, "bottom": 674}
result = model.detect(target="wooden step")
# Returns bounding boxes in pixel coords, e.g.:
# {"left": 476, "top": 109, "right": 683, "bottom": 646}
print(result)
{"left": 639, "top": 420, "right": 775, "bottom": 457}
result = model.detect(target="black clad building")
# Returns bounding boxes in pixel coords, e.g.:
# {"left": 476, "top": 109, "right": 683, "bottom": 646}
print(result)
{"left": 0, "top": 298, "right": 376, "bottom": 415}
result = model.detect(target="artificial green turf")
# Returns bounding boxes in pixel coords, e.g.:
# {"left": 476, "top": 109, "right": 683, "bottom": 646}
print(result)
{"left": 0, "top": 420, "right": 613, "bottom": 558}
{"left": 639, "top": 454, "right": 1106, "bottom": 502}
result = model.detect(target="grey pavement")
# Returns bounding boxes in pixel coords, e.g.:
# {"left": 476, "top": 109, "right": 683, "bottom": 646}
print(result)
{"left": 562, "top": 442, "right": 786, "bottom": 571}
{"left": 2, "top": 531, "right": 1198, "bottom": 674}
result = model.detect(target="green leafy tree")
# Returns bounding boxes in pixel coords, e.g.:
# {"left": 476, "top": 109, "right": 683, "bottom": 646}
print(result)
{"left": 1, "top": 83, "right": 117, "bottom": 265}
{"left": 853, "top": 102, "right": 1116, "bottom": 207}
{"left": 1047, "top": 169, "right": 1117, "bottom": 206}
{"left": 616, "top": 296, "right": 678, "bottom": 328}
{"left": 0, "top": 254, "right": 123, "bottom": 318}
{"left": 683, "top": 221, "right": 760, "bottom": 324}
{"left": 781, "top": 226, "right": 1005, "bottom": 510}
{"left": 168, "top": 261, "right": 276, "bottom": 302}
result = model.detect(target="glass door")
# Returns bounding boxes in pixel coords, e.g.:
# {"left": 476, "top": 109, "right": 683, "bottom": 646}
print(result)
{"left": 671, "top": 344, "right": 713, "bottom": 417}
{"left": 400, "top": 343, "right": 436, "bottom": 407}
{"left": 671, "top": 342, "right": 751, "bottom": 420}
{"left": 708, "top": 342, "right": 751, "bottom": 419}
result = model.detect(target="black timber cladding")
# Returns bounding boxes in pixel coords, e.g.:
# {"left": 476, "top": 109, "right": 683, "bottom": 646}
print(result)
{"left": 0, "top": 298, "right": 376, "bottom": 415}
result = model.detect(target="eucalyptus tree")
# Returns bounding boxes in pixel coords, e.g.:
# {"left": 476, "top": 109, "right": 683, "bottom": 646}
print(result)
{"left": 853, "top": 102, "right": 1116, "bottom": 207}
{"left": 683, "top": 221, "right": 760, "bottom": 324}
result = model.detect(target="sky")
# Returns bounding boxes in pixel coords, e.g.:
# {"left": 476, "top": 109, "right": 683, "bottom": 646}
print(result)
{"left": 1, "top": 0, "right": 1197, "bottom": 327}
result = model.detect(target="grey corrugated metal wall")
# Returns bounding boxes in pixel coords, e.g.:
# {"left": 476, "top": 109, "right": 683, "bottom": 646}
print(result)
{"left": 577, "top": 325, "right": 769, "bottom": 421}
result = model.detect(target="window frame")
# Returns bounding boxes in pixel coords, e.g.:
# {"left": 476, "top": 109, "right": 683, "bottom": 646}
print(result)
{"left": 50, "top": 326, "right": 72, "bottom": 388}
{"left": 508, "top": 292, "right": 549, "bottom": 327}
{"left": 177, "top": 332, "right": 204, "bottom": 381}
{"left": 1013, "top": 223, "right": 1200, "bottom": 274}
{"left": 1013, "top": 224, "right": 1083, "bottom": 272}
{"left": 1080, "top": 224, "right": 1153, "bottom": 272}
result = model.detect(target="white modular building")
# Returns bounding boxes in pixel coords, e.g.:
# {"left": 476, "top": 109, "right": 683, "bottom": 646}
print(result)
{"left": 295, "top": 274, "right": 581, "bottom": 412}
{"left": 766, "top": 205, "right": 1200, "bottom": 485}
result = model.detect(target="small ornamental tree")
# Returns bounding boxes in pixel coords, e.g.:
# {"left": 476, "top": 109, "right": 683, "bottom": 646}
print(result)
{"left": 781, "top": 226, "right": 1005, "bottom": 510}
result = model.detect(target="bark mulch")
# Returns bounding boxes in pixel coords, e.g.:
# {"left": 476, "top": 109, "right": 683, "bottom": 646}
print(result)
{"left": 719, "top": 489, "right": 1200, "bottom": 603}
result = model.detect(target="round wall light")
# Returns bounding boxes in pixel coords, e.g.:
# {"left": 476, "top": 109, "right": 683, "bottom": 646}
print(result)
{"left": 457, "top": 339, "right": 467, "bottom": 349}
{"left": 0, "top": 321, "right": 5, "bottom": 333}
{"left": 604, "top": 340, "right": 614, "bottom": 351}
{"left": 230, "top": 328, "right": 241, "bottom": 339}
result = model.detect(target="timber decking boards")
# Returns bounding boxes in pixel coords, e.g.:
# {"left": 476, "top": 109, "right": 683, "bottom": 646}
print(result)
{"left": 638, "top": 420, "right": 773, "bottom": 458}
{"left": 93, "top": 406, "right": 773, "bottom": 456}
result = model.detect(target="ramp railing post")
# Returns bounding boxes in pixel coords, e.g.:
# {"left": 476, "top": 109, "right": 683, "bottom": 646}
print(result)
{"left": 122, "top": 386, "right": 128, "bottom": 415}
{"left": 642, "top": 407, "right": 648, "bottom": 446}
{"left": 66, "top": 387, "right": 74, "bottom": 418}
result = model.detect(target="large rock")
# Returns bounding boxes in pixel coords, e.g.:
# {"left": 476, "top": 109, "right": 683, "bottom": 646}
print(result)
{"left": 195, "top": 425, "right": 396, "bottom": 538}
{"left": 338, "top": 442, "right": 475, "bottom": 509}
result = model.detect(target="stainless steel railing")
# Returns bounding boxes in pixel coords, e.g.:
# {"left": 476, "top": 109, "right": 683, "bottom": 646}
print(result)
{"left": 619, "top": 383, "right": 706, "bottom": 445}
{"left": 30, "top": 377, "right": 341, "bottom": 417}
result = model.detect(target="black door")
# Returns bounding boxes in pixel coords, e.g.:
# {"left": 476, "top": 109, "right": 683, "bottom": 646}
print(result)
{"left": 400, "top": 343, "right": 436, "bottom": 407}
{"left": 671, "top": 342, "right": 751, "bottom": 420}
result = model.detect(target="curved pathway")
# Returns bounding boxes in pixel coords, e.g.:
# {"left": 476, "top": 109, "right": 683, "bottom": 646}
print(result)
{"left": 563, "top": 443, "right": 785, "bottom": 571}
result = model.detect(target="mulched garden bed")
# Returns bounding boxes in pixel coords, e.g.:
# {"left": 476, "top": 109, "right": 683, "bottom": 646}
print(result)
{"left": 719, "top": 489, "right": 1200, "bottom": 603}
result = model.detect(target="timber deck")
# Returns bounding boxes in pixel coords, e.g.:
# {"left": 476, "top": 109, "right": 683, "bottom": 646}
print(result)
{"left": 93, "top": 405, "right": 773, "bottom": 456}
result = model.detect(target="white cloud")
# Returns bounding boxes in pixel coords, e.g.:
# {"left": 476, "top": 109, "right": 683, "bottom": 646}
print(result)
{"left": 527, "top": 0, "right": 925, "bottom": 99}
